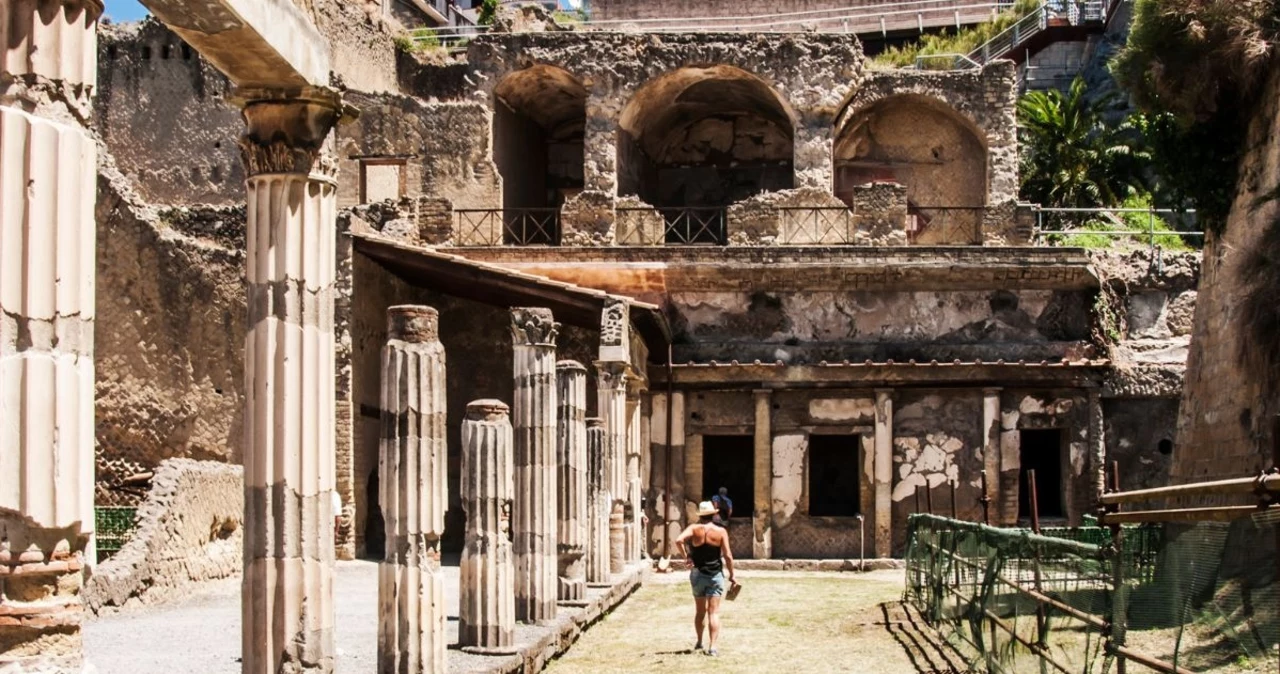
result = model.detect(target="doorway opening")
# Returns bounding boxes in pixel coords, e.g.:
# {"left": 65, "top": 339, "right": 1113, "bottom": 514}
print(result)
{"left": 808, "top": 434, "right": 861, "bottom": 516}
{"left": 1018, "top": 429, "right": 1064, "bottom": 521}
{"left": 701, "top": 435, "right": 754, "bottom": 518}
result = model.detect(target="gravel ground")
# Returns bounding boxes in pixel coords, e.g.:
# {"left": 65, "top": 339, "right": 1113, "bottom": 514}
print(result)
{"left": 84, "top": 560, "right": 440, "bottom": 674}
{"left": 84, "top": 559, "right": 639, "bottom": 674}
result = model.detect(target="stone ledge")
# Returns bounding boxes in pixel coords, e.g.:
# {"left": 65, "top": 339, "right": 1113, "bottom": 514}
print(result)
{"left": 729, "top": 558, "right": 905, "bottom": 572}
{"left": 457, "top": 562, "right": 649, "bottom": 674}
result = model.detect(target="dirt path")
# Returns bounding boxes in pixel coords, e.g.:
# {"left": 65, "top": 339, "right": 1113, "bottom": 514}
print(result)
{"left": 545, "top": 569, "right": 961, "bottom": 674}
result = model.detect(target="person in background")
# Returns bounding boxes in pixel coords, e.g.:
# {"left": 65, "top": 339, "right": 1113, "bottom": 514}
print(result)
{"left": 711, "top": 487, "right": 733, "bottom": 526}
{"left": 674, "top": 501, "right": 736, "bottom": 656}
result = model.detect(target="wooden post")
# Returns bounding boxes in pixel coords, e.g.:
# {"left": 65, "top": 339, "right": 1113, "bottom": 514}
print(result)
{"left": 926, "top": 484, "right": 934, "bottom": 515}
{"left": 950, "top": 480, "right": 958, "bottom": 520}
{"left": 1110, "top": 461, "right": 1127, "bottom": 674}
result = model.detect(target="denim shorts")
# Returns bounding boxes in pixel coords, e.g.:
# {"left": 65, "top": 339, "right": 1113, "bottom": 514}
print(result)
{"left": 689, "top": 569, "right": 726, "bottom": 597}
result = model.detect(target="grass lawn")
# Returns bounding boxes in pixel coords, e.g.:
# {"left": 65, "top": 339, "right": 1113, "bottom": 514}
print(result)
{"left": 545, "top": 570, "right": 947, "bottom": 674}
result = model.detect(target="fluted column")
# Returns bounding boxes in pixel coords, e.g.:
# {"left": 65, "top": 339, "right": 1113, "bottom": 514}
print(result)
{"left": 377, "top": 307, "right": 446, "bottom": 674}
{"left": 625, "top": 394, "right": 643, "bottom": 561}
{"left": 510, "top": 308, "right": 559, "bottom": 625}
{"left": 460, "top": 400, "right": 516, "bottom": 649}
{"left": 239, "top": 87, "right": 347, "bottom": 674}
{"left": 0, "top": 2, "right": 102, "bottom": 672}
{"left": 585, "top": 418, "right": 611, "bottom": 584}
{"left": 596, "top": 362, "right": 629, "bottom": 572}
{"left": 556, "top": 361, "right": 588, "bottom": 601}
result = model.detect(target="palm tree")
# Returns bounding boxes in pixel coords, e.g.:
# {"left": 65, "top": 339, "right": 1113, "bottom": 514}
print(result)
{"left": 1018, "top": 77, "right": 1149, "bottom": 216}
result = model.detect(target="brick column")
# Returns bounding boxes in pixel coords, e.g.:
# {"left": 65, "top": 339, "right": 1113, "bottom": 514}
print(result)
{"left": 239, "top": 87, "right": 346, "bottom": 674}
{"left": 0, "top": 2, "right": 102, "bottom": 671}
{"left": 753, "top": 389, "right": 773, "bottom": 559}
{"left": 510, "top": 308, "right": 559, "bottom": 625}
{"left": 585, "top": 418, "right": 611, "bottom": 584}
{"left": 874, "top": 389, "right": 894, "bottom": 557}
{"left": 556, "top": 361, "right": 588, "bottom": 601}
{"left": 459, "top": 400, "right": 515, "bottom": 649}
{"left": 377, "top": 306, "right": 447, "bottom": 674}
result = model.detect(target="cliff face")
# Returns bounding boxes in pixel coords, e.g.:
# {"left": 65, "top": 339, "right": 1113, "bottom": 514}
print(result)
{"left": 1173, "top": 67, "right": 1280, "bottom": 484}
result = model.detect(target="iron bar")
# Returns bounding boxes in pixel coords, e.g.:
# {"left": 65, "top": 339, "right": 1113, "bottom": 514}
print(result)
{"left": 1028, "top": 468, "right": 1041, "bottom": 534}
{"left": 1100, "top": 505, "right": 1270, "bottom": 524}
{"left": 949, "top": 480, "right": 958, "bottom": 520}
{"left": 1109, "top": 644, "right": 1196, "bottom": 674}
{"left": 1099, "top": 474, "right": 1280, "bottom": 505}
{"left": 1109, "top": 461, "right": 1127, "bottom": 674}
{"left": 926, "top": 484, "right": 934, "bottom": 515}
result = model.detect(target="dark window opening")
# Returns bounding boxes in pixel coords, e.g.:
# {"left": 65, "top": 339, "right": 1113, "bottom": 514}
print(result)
{"left": 808, "top": 435, "right": 861, "bottom": 516}
{"left": 701, "top": 435, "right": 753, "bottom": 519}
{"left": 141, "top": 45, "right": 151, "bottom": 60}
{"left": 1019, "top": 429, "right": 1064, "bottom": 520}
{"left": 181, "top": 44, "right": 193, "bottom": 60}
{"left": 107, "top": 45, "right": 118, "bottom": 60}
{"left": 161, "top": 44, "right": 172, "bottom": 60}
{"left": 1157, "top": 439, "right": 1173, "bottom": 455}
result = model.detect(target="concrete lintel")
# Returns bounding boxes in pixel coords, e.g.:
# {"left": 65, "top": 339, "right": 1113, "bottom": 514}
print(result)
{"left": 140, "top": 0, "right": 329, "bottom": 88}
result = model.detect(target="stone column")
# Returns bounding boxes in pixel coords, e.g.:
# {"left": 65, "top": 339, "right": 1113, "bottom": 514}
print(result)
{"left": 649, "top": 392, "right": 686, "bottom": 558}
{"left": 377, "top": 306, "right": 446, "bottom": 674}
{"left": 460, "top": 400, "right": 515, "bottom": 649}
{"left": 874, "top": 389, "right": 894, "bottom": 557}
{"left": 609, "top": 503, "right": 627, "bottom": 574}
{"left": 982, "top": 388, "right": 1002, "bottom": 523}
{"left": 239, "top": 87, "right": 347, "bottom": 674}
{"left": 596, "top": 362, "right": 628, "bottom": 571}
{"left": 556, "top": 361, "right": 588, "bottom": 601}
{"left": 585, "top": 418, "right": 611, "bottom": 584}
{"left": 510, "top": 308, "right": 559, "bottom": 625}
{"left": 753, "top": 389, "right": 774, "bottom": 559}
{"left": 0, "top": 3, "right": 102, "bottom": 671}
{"left": 625, "top": 393, "right": 643, "bottom": 561}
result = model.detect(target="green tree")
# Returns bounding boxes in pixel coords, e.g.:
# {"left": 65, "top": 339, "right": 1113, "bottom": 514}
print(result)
{"left": 478, "top": 0, "right": 499, "bottom": 25}
{"left": 1018, "top": 77, "right": 1149, "bottom": 213}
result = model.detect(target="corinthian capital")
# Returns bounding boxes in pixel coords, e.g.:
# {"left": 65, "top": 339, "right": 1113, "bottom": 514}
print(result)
{"left": 510, "top": 308, "right": 559, "bottom": 347}
{"left": 232, "top": 85, "right": 356, "bottom": 177}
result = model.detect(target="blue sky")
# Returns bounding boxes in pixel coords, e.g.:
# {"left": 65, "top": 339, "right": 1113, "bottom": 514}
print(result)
{"left": 103, "top": 0, "right": 148, "bottom": 22}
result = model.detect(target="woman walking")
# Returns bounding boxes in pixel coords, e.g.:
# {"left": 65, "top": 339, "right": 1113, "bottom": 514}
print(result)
{"left": 674, "top": 501, "right": 737, "bottom": 656}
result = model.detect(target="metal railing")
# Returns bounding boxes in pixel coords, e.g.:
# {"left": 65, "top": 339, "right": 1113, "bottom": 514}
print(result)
{"left": 454, "top": 208, "right": 562, "bottom": 245}
{"left": 908, "top": 206, "right": 986, "bottom": 245}
{"left": 616, "top": 207, "right": 727, "bottom": 245}
{"left": 776, "top": 206, "right": 858, "bottom": 244}
{"left": 964, "top": 0, "right": 1120, "bottom": 68}
{"left": 1033, "top": 206, "right": 1203, "bottom": 251}
{"left": 577, "top": 0, "right": 1009, "bottom": 34}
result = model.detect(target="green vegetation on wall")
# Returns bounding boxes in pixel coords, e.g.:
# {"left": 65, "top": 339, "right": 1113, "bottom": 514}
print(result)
{"left": 874, "top": 0, "right": 1040, "bottom": 67}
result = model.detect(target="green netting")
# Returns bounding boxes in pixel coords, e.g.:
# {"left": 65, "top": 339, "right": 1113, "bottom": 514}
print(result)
{"left": 903, "top": 513, "right": 1279, "bottom": 674}
{"left": 95, "top": 506, "right": 138, "bottom": 562}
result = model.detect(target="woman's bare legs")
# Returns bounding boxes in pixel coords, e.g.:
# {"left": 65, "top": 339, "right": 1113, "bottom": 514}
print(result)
{"left": 694, "top": 596, "right": 708, "bottom": 648}
{"left": 707, "top": 596, "right": 723, "bottom": 652}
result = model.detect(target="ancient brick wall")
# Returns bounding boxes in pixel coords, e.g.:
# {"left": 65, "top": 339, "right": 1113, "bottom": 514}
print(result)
{"left": 83, "top": 459, "right": 242, "bottom": 613}
{"left": 1174, "top": 70, "right": 1280, "bottom": 484}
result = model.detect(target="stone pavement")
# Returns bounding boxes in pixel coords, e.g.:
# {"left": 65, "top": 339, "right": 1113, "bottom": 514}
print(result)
{"left": 83, "top": 559, "right": 644, "bottom": 674}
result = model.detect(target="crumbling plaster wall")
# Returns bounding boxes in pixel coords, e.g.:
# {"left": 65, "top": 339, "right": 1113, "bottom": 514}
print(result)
{"left": 996, "top": 390, "right": 1092, "bottom": 526}
{"left": 890, "top": 391, "right": 984, "bottom": 551}
{"left": 83, "top": 459, "right": 242, "bottom": 614}
{"left": 668, "top": 287, "right": 1092, "bottom": 363}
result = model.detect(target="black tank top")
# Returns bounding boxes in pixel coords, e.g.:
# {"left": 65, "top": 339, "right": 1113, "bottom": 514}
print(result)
{"left": 690, "top": 530, "right": 723, "bottom": 575}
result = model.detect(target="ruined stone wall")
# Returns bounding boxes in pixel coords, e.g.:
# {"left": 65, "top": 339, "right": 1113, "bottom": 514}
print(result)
{"left": 96, "top": 21, "right": 244, "bottom": 207}
{"left": 83, "top": 459, "right": 242, "bottom": 614}
{"left": 1175, "top": 69, "right": 1280, "bottom": 484}
{"left": 95, "top": 157, "right": 246, "bottom": 470}
{"left": 668, "top": 288, "right": 1092, "bottom": 363}
{"left": 338, "top": 92, "right": 500, "bottom": 210}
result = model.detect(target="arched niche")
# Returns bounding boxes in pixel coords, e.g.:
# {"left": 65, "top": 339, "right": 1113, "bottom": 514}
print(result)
{"left": 617, "top": 65, "right": 796, "bottom": 209}
{"left": 493, "top": 64, "right": 588, "bottom": 215}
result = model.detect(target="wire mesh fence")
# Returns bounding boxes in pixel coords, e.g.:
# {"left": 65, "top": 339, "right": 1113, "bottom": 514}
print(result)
{"left": 95, "top": 506, "right": 139, "bottom": 563}
{"left": 904, "top": 512, "right": 1278, "bottom": 673}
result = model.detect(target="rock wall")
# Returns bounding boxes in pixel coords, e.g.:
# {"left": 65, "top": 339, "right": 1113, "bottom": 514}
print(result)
{"left": 95, "top": 155, "right": 246, "bottom": 470}
{"left": 83, "top": 459, "right": 242, "bottom": 614}
{"left": 1175, "top": 68, "right": 1280, "bottom": 484}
